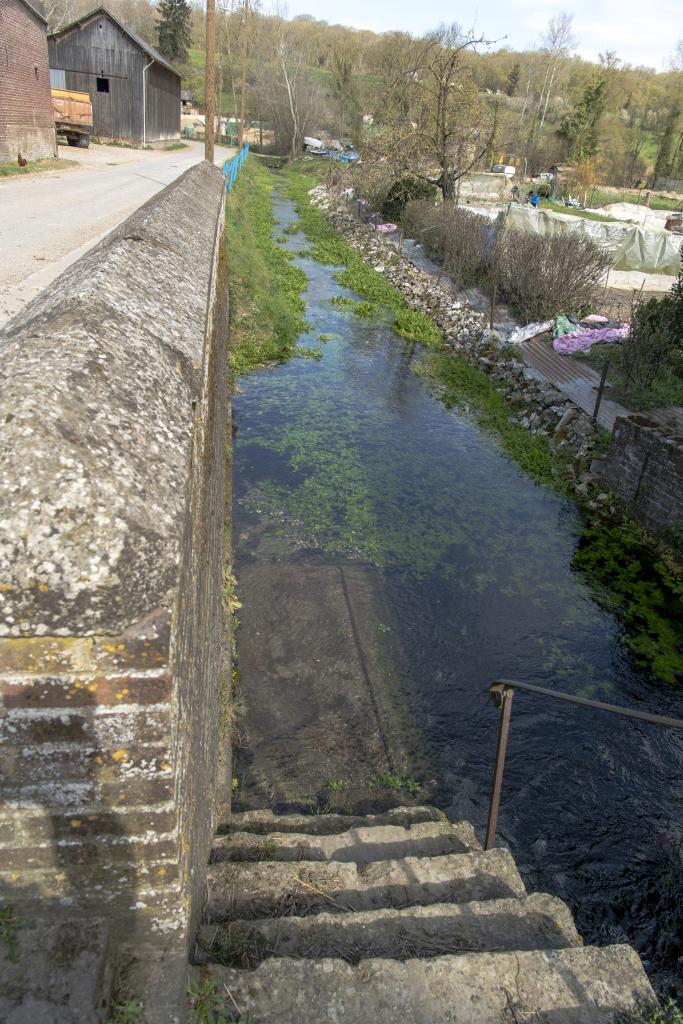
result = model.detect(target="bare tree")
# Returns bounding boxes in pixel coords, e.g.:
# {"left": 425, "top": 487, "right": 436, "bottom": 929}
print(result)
{"left": 44, "top": 0, "right": 76, "bottom": 31}
{"left": 536, "top": 13, "right": 577, "bottom": 137}
{"left": 377, "top": 24, "right": 496, "bottom": 201}
{"left": 670, "top": 37, "right": 683, "bottom": 72}
{"left": 253, "top": 6, "right": 323, "bottom": 155}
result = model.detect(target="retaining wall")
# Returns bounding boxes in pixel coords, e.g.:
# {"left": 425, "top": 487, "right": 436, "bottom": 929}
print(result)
{"left": 596, "top": 416, "right": 683, "bottom": 537}
{"left": 0, "top": 161, "right": 231, "bottom": 1021}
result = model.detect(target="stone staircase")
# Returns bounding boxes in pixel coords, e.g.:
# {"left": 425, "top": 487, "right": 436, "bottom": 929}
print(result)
{"left": 190, "top": 805, "right": 655, "bottom": 1023}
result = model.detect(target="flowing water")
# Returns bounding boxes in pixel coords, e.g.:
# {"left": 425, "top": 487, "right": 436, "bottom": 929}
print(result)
{"left": 233, "top": 191, "right": 683, "bottom": 993}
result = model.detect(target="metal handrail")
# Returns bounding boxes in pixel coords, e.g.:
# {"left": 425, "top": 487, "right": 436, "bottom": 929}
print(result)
{"left": 485, "top": 678, "right": 683, "bottom": 851}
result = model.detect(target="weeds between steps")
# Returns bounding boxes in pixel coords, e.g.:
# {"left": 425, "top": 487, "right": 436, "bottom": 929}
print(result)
{"left": 613, "top": 1001, "right": 683, "bottom": 1024}
{"left": 0, "top": 906, "right": 20, "bottom": 962}
{"left": 106, "top": 999, "right": 143, "bottom": 1024}
{"left": 188, "top": 973, "right": 249, "bottom": 1023}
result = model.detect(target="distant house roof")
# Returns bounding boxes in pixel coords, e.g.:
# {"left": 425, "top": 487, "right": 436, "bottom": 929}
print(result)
{"left": 49, "top": 6, "right": 180, "bottom": 78}
{"left": 18, "top": 0, "right": 48, "bottom": 24}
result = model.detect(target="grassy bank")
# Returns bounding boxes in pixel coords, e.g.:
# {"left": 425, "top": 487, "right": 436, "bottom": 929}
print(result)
{"left": 282, "top": 162, "right": 441, "bottom": 346}
{"left": 0, "top": 157, "right": 69, "bottom": 178}
{"left": 589, "top": 188, "right": 682, "bottom": 212}
{"left": 225, "top": 156, "right": 308, "bottom": 373}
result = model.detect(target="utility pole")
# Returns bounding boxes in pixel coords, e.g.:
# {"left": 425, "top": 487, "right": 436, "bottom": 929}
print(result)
{"left": 205, "top": 0, "right": 216, "bottom": 162}
{"left": 238, "top": 0, "right": 248, "bottom": 147}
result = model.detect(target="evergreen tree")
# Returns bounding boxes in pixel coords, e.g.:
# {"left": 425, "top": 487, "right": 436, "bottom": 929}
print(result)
{"left": 558, "top": 73, "right": 607, "bottom": 163}
{"left": 506, "top": 63, "right": 521, "bottom": 97}
{"left": 157, "top": 0, "right": 192, "bottom": 63}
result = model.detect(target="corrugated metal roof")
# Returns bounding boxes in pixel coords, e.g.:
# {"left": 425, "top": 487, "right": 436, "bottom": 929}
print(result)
{"left": 520, "top": 337, "right": 683, "bottom": 433}
{"left": 48, "top": 5, "right": 181, "bottom": 78}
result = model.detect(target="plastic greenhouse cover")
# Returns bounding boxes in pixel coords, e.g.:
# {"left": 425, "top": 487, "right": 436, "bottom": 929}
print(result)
{"left": 503, "top": 206, "right": 681, "bottom": 275}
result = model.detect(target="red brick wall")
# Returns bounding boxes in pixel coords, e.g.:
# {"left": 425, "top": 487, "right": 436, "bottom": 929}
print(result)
{"left": 0, "top": 0, "right": 56, "bottom": 162}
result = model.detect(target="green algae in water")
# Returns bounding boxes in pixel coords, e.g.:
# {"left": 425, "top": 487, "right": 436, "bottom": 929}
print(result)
{"left": 573, "top": 521, "right": 683, "bottom": 684}
{"left": 225, "top": 160, "right": 308, "bottom": 374}
{"left": 263, "top": 164, "right": 683, "bottom": 685}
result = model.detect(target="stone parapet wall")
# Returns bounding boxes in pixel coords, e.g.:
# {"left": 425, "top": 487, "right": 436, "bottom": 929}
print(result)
{"left": 596, "top": 416, "right": 683, "bottom": 536}
{"left": 0, "top": 161, "right": 230, "bottom": 1019}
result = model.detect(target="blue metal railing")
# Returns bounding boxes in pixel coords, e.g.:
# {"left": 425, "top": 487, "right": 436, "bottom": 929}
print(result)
{"left": 223, "top": 143, "right": 250, "bottom": 191}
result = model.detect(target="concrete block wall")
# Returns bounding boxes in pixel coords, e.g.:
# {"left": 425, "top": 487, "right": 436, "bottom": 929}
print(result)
{"left": 0, "top": 161, "right": 231, "bottom": 1019}
{"left": 597, "top": 416, "right": 683, "bottom": 537}
{"left": 0, "top": 0, "right": 57, "bottom": 163}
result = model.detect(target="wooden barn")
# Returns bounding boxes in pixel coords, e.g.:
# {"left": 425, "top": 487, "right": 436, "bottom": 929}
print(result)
{"left": 48, "top": 7, "right": 180, "bottom": 144}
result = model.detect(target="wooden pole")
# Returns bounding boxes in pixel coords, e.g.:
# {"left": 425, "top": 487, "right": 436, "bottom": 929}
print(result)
{"left": 489, "top": 283, "right": 497, "bottom": 330}
{"left": 205, "top": 0, "right": 216, "bottom": 163}
{"left": 238, "top": 0, "right": 249, "bottom": 148}
{"left": 592, "top": 358, "right": 611, "bottom": 422}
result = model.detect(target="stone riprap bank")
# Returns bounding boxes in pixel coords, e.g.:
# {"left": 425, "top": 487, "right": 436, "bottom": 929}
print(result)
{"left": 0, "top": 162, "right": 231, "bottom": 1022}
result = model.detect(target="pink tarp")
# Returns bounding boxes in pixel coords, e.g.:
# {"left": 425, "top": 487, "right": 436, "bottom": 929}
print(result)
{"left": 552, "top": 325, "right": 629, "bottom": 354}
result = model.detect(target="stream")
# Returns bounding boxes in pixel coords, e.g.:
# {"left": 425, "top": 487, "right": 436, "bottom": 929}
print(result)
{"left": 232, "top": 189, "right": 683, "bottom": 996}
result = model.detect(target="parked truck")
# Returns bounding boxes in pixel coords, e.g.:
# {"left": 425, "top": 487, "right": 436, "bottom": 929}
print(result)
{"left": 52, "top": 88, "right": 93, "bottom": 148}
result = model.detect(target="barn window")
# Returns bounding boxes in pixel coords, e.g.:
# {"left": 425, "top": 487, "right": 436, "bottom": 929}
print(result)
{"left": 96, "top": 77, "right": 110, "bottom": 93}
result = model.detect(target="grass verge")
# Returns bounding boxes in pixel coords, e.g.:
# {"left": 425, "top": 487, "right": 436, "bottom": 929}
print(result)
{"left": 540, "top": 199, "right": 617, "bottom": 223}
{"left": 225, "top": 158, "right": 307, "bottom": 373}
{"left": 0, "top": 157, "right": 70, "bottom": 178}
{"left": 588, "top": 189, "right": 683, "bottom": 213}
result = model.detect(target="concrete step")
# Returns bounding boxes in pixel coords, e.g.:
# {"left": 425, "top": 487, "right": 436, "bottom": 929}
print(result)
{"left": 195, "top": 892, "right": 581, "bottom": 967}
{"left": 206, "top": 848, "right": 526, "bottom": 921}
{"left": 222, "top": 806, "right": 444, "bottom": 836}
{"left": 193, "top": 945, "right": 655, "bottom": 1023}
{"left": 0, "top": 911, "right": 111, "bottom": 1024}
{"left": 211, "top": 821, "right": 480, "bottom": 865}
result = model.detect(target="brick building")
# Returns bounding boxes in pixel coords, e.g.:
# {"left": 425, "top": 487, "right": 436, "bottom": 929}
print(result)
{"left": 0, "top": 0, "right": 56, "bottom": 163}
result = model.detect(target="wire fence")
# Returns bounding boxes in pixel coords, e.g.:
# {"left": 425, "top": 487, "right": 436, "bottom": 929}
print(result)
{"left": 223, "top": 143, "right": 250, "bottom": 191}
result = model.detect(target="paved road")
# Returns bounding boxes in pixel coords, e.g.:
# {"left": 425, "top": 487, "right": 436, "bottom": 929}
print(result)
{"left": 0, "top": 140, "right": 234, "bottom": 325}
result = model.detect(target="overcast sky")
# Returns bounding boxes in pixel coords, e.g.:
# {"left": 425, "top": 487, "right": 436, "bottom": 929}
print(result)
{"left": 286, "top": 0, "right": 679, "bottom": 71}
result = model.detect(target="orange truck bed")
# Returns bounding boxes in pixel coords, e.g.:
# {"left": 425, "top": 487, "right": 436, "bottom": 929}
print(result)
{"left": 52, "top": 88, "right": 93, "bottom": 148}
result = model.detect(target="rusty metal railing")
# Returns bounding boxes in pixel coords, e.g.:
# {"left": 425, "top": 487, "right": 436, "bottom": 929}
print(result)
{"left": 485, "top": 678, "right": 683, "bottom": 851}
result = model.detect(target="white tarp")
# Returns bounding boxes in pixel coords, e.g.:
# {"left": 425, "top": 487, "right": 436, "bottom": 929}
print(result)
{"left": 603, "top": 269, "right": 677, "bottom": 291}
{"left": 504, "top": 205, "right": 682, "bottom": 275}
{"left": 590, "top": 202, "right": 673, "bottom": 229}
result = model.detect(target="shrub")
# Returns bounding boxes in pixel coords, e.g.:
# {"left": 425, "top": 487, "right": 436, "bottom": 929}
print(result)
{"left": 536, "top": 181, "right": 553, "bottom": 198}
{"left": 345, "top": 159, "right": 396, "bottom": 211}
{"left": 403, "top": 200, "right": 496, "bottom": 287}
{"left": 381, "top": 176, "right": 438, "bottom": 223}
{"left": 619, "top": 248, "right": 683, "bottom": 401}
{"left": 403, "top": 199, "right": 612, "bottom": 321}
{"left": 496, "top": 228, "right": 612, "bottom": 321}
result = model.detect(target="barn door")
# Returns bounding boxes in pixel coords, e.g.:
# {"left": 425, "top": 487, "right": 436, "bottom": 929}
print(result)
{"left": 95, "top": 76, "right": 113, "bottom": 138}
